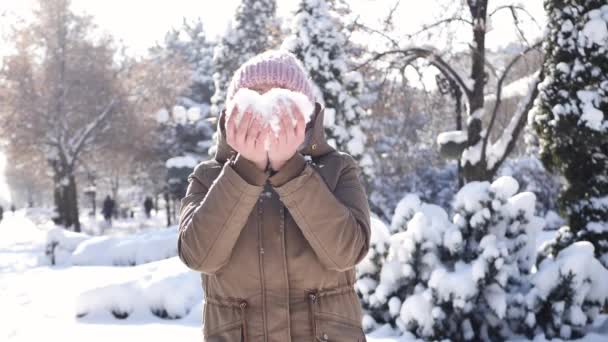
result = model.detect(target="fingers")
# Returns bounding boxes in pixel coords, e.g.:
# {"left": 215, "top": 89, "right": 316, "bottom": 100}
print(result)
{"left": 245, "top": 117, "right": 262, "bottom": 145}
{"left": 226, "top": 105, "right": 238, "bottom": 147}
{"left": 255, "top": 126, "right": 271, "bottom": 151}
{"left": 237, "top": 108, "right": 254, "bottom": 145}
{"left": 278, "top": 104, "right": 291, "bottom": 145}
{"left": 291, "top": 102, "right": 306, "bottom": 142}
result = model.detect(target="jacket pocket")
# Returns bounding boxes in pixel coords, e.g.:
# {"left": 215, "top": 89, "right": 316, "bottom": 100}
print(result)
{"left": 205, "top": 321, "right": 243, "bottom": 342}
{"left": 314, "top": 312, "right": 366, "bottom": 342}
{"left": 307, "top": 287, "right": 366, "bottom": 342}
{"left": 203, "top": 297, "right": 249, "bottom": 341}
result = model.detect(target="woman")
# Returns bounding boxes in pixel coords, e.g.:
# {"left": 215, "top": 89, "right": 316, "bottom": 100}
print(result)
{"left": 178, "top": 50, "right": 370, "bottom": 342}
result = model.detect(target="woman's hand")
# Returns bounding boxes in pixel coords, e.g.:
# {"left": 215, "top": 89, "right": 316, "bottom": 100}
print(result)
{"left": 268, "top": 102, "right": 306, "bottom": 171}
{"left": 226, "top": 106, "right": 271, "bottom": 171}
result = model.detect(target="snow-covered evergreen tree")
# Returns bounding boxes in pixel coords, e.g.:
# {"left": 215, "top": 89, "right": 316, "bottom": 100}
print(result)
{"left": 281, "top": 0, "right": 372, "bottom": 177}
{"left": 357, "top": 177, "right": 545, "bottom": 340}
{"left": 355, "top": 216, "right": 391, "bottom": 331}
{"left": 160, "top": 18, "right": 216, "bottom": 111}
{"left": 522, "top": 241, "right": 608, "bottom": 339}
{"left": 210, "top": 0, "right": 277, "bottom": 116}
{"left": 533, "top": 1, "right": 608, "bottom": 267}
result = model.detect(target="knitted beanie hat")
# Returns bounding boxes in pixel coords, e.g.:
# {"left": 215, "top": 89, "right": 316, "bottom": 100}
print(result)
{"left": 226, "top": 50, "right": 316, "bottom": 105}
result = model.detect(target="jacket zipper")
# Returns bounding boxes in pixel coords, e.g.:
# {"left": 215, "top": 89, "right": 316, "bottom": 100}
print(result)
{"left": 257, "top": 198, "right": 268, "bottom": 341}
{"left": 280, "top": 205, "right": 292, "bottom": 339}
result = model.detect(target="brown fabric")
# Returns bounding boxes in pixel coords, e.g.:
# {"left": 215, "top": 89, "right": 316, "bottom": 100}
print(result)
{"left": 268, "top": 153, "right": 306, "bottom": 187}
{"left": 232, "top": 154, "right": 269, "bottom": 186}
{"left": 178, "top": 102, "right": 371, "bottom": 342}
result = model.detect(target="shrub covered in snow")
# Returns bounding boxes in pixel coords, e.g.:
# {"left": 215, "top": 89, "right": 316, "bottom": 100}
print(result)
{"left": 71, "top": 227, "right": 178, "bottom": 266}
{"left": 368, "top": 160, "right": 459, "bottom": 223}
{"left": 497, "top": 156, "right": 561, "bottom": 216}
{"left": 521, "top": 242, "right": 608, "bottom": 339}
{"left": 532, "top": 0, "right": 608, "bottom": 267}
{"left": 76, "top": 258, "right": 201, "bottom": 320}
{"left": 45, "top": 226, "right": 178, "bottom": 266}
{"left": 45, "top": 227, "right": 90, "bottom": 265}
{"left": 361, "top": 176, "right": 547, "bottom": 340}
{"left": 355, "top": 216, "right": 391, "bottom": 330}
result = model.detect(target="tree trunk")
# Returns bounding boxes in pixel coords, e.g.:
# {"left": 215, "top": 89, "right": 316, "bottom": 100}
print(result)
{"left": 64, "top": 173, "right": 81, "bottom": 232}
{"left": 462, "top": 0, "right": 491, "bottom": 182}
{"left": 164, "top": 191, "right": 171, "bottom": 227}
{"left": 50, "top": 157, "right": 81, "bottom": 231}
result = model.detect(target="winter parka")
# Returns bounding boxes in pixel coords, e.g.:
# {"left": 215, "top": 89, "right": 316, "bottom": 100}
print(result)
{"left": 178, "top": 103, "right": 371, "bottom": 342}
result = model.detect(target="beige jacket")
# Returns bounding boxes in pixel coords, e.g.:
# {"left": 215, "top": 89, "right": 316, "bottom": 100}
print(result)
{"left": 178, "top": 103, "right": 371, "bottom": 342}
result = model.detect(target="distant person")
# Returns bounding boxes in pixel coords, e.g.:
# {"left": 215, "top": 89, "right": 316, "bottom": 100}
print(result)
{"left": 0, "top": 205, "right": 3, "bottom": 222}
{"left": 10, "top": 204, "right": 15, "bottom": 213}
{"left": 144, "top": 196, "right": 153, "bottom": 218}
{"left": 102, "top": 195, "right": 115, "bottom": 226}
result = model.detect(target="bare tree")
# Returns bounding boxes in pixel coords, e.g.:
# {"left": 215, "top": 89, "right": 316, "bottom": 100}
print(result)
{"left": 358, "top": 0, "right": 544, "bottom": 183}
{"left": 1, "top": 0, "right": 126, "bottom": 231}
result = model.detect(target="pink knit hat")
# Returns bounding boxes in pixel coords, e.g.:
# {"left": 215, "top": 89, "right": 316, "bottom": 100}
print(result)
{"left": 226, "top": 50, "right": 316, "bottom": 104}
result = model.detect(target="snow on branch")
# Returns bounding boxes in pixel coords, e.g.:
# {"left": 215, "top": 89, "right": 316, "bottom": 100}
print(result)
{"left": 487, "top": 70, "right": 542, "bottom": 172}
{"left": 482, "top": 42, "right": 542, "bottom": 164}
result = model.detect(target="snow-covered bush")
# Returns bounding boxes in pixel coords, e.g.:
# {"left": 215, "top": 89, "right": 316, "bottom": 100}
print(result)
{"left": 369, "top": 161, "right": 458, "bottom": 222}
{"left": 45, "top": 227, "right": 90, "bottom": 265}
{"left": 356, "top": 216, "right": 391, "bottom": 331}
{"left": 71, "top": 227, "right": 178, "bottom": 266}
{"left": 76, "top": 258, "right": 201, "bottom": 320}
{"left": 362, "top": 176, "right": 545, "bottom": 340}
{"left": 45, "top": 226, "right": 178, "bottom": 266}
{"left": 498, "top": 156, "right": 561, "bottom": 216}
{"left": 522, "top": 242, "right": 608, "bottom": 339}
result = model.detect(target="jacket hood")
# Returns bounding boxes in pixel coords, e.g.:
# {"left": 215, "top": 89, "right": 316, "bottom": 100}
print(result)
{"left": 214, "top": 102, "right": 334, "bottom": 163}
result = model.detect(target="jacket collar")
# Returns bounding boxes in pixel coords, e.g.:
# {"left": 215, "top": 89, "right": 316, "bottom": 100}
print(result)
{"left": 214, "top": 102, "right": 334, "bottom": 163}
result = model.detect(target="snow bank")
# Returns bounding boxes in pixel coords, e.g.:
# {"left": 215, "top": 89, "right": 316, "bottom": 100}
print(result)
{"left": 45, "top": 227, "right": 91, "bottom": 265}
{"left": 76, "top": 257, "right": 201, "bottom": 320}
{"left": 45, "top": 226, "right": 178, "bottom": 266}
{"left": 71, "top": 227, "right": 178, "bottom": 266}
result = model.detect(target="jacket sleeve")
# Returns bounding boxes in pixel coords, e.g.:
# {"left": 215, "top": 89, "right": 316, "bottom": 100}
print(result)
{"left": 178, "top": 156, "right": 267, "bottom": 274}
{"left": 269, "top": 152, "right": 371, "bottom": 272}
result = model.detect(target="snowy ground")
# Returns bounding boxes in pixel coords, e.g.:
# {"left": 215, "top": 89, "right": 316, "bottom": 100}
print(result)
{"left": 1, "top": 209, "right": 606, "bottom": 341}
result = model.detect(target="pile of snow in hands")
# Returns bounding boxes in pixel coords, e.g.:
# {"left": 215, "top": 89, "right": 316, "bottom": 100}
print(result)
{"left": 226, "top": 88, "right": 314, "bottom": 149}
